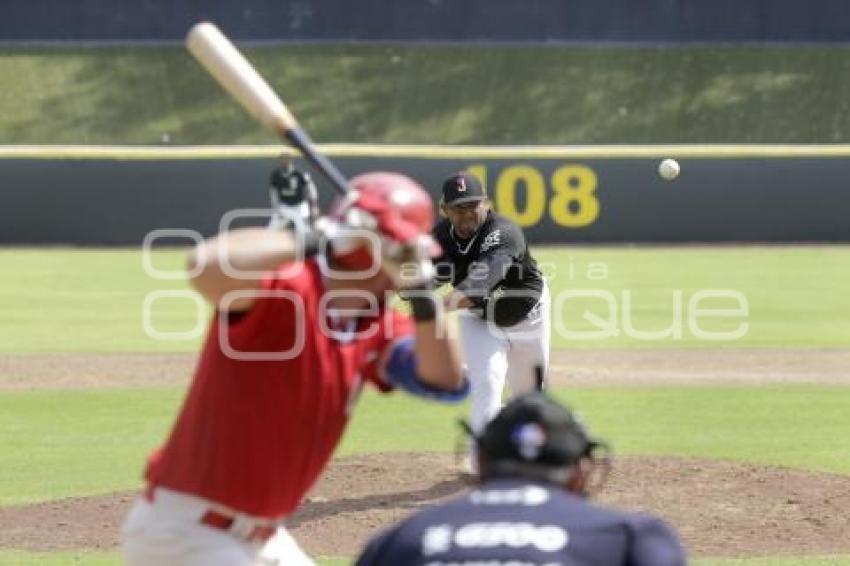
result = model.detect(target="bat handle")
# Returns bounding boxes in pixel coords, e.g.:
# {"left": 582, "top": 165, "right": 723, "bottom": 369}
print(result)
{"left": 285, "top": 129, "right": 351, "bottom": 197}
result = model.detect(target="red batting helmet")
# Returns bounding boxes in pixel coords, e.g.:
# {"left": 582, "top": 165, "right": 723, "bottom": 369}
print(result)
{"left": 329, "top": 172, "right": 437, "bottom": 270}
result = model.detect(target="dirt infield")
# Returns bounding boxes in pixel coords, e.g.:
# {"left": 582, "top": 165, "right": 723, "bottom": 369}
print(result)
{"left": 1, "top": 453, "right": 849, "bottom": 558}
{"left": 2, "top": 348, "right": 849, "bottom": 391}
{"left": 1, "top": 348, "right": 848, "bottom": 558}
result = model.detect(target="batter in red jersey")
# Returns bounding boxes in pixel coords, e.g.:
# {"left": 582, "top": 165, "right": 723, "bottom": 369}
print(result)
{"left": 122, "top": 171, "right": 468, "bottom": 566}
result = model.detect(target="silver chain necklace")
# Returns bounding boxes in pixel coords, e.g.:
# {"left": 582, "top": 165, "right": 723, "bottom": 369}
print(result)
{"left": 450, "top": 226, "right": 480, "bottom": 255}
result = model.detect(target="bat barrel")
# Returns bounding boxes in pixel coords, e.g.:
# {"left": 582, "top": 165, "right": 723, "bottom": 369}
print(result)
{"left": 187, "top": 21, "right": 352, "bottom": 197}
{"left": 186, "top": 22, "right": 298, "bottom": 134}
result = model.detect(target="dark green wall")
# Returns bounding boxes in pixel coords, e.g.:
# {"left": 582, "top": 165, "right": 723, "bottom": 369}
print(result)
{"left": 2, "top": 153, "right": 847, "bottom": 244}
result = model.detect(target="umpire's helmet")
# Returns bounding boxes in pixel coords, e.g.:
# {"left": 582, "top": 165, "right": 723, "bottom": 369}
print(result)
{"left": 475, "top": 393, "right": 605, "bottom": 485}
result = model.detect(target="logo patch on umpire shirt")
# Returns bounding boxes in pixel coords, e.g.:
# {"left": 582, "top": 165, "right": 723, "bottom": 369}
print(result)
{"left": 480, "top": 230, "right": 501, "bottom": 252}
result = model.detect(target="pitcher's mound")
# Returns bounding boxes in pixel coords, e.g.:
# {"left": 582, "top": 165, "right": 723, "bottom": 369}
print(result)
{"left": 293, "top": 453, "right": 850, "bottom": 557}
{"left": 1, "top": 453, "right": 849, "bottom": 558}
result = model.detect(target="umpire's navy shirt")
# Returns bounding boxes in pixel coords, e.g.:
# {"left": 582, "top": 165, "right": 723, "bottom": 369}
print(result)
{"left": 356, "top": 478, "right": 686, "bottom": 566}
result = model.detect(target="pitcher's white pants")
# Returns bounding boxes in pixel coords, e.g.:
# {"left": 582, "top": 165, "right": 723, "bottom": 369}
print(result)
{"left": 460, "top": 281, "right": 551, "bottom": 436}
{"left": 122, "top": 487, "right": 314, "bottom": 566}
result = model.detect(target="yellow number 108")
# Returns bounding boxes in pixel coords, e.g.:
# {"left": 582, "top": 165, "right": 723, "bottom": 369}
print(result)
{"left": 467, "top": 164, "right": 600, "bottom": 228}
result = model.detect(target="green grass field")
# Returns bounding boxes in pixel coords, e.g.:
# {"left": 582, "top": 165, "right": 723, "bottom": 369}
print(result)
{"left": 3, "top": 384, "right": 850, "bottom": 507}
{"left": 0, "top": 246, "right": 848, "bottom": 565}
{"left": 2, "top": 246, "right": 848, "bottom": 353}
{"left": 3, "top": 45, "right": 850, "bottom": 145}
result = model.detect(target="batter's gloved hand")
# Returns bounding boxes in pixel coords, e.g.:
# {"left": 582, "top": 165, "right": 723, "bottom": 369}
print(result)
{"left": 302, "top": 215, "right": 367, "bottom": 259}
{"left": 268, "top": 163, "right": 319, "bottom": 232}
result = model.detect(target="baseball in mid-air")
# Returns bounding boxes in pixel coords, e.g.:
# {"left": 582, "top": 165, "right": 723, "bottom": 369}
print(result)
{"left": 658, "top": 158, "right": 680, "bottom": 181}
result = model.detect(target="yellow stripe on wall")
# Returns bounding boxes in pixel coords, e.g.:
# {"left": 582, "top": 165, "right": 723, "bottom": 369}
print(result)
{"left": 3, "top": 144, "right": 850, "bottom": 160}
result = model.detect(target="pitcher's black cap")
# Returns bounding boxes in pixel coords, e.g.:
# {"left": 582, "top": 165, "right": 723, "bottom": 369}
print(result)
{"left": 442, "top": 172, "right": 486, "bottom": 206}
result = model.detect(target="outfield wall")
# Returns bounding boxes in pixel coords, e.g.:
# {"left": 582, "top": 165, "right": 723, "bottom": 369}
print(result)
{"left": 4, "top": 0, "right": 850, "bottom": 43}
{"left": 1, "top": 145, "right": 848, "bottom": 245}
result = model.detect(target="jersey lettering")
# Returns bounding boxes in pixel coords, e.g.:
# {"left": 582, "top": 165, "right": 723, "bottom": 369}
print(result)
{"left": 468, "top": 485, "right": 549, "bottom": 506}
{"left": 480, "top": 229, "right": 502, "bottom": 252}
{"left": 422, "top": 523, "right": 568, "bottom": 555}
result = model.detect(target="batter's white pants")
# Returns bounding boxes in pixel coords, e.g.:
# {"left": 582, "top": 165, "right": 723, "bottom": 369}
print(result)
{"left": 460, "top": 280, "right": 551, "bottom": 437}
{"left": 122, "top": 487, "right": 314, "bottom": 566}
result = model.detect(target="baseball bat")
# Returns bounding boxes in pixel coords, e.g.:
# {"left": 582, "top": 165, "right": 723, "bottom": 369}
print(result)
{"left": 186, "top": 22, "right": 351, "bottom": 196}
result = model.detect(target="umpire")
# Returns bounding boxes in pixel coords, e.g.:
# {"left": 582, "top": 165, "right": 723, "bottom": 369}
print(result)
{"left": 356, "top": 392, "right": 686, "bottom": 566}
{"left": 433, "top": 172, "right": 551, "bottom": 470}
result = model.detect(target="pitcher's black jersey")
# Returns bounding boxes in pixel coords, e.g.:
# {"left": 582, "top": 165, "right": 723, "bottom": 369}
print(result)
{"left": 433, "top": 211, "right": 543, "bottom": 327}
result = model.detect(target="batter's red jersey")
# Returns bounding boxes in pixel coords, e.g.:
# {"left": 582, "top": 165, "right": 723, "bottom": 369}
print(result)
{"left": 145, "top": 259, "right": 412, "bottom": 519}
